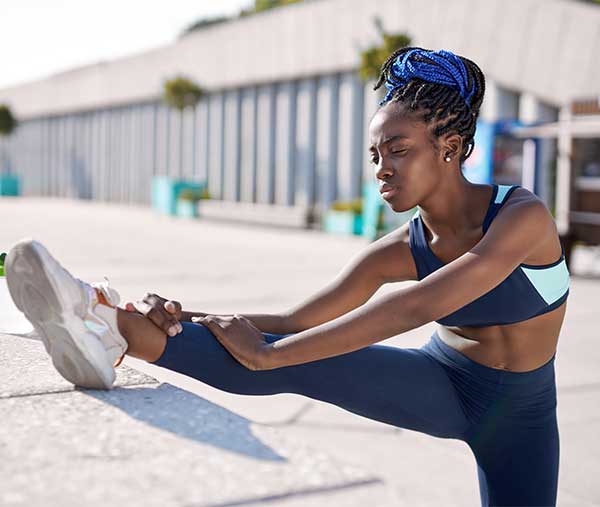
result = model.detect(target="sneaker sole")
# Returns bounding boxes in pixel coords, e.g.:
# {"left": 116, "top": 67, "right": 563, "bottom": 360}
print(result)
{"left": 5, "top": 238, "right": 115, "bottom": 389}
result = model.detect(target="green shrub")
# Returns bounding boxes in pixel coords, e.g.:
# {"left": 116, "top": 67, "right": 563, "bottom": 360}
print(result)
{"left": 180, "top": 15, "right": 230, "bottom": 37}
{"left": 0, "top": 105, "right": 17, "bottom": 137}
{"left": 359, "top": 17, "right": 411, "bottom": 83}
{"left": 0, "top": 252, "right": 6, "bottom": 277}
{"left": 253, "top": 0, "right": 303, "bottom": 12}
{"left": 179, "top": 188, "right": 210, "bottom": 201}
{"left": 163, "top": 77, "right": 204, "bottom": 111}
{"left": 330, "top": 198, "right": 363, "bottom": 214}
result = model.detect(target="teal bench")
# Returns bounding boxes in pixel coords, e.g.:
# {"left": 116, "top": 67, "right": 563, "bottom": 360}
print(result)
{"left": 361, "top": 181, "right": 417, "bottom": 240}
{"left": 151, "top": 176, "right": 207, "bottom": 216}
{"left": 0, "top": 174, "right": 20, "bottom": 196}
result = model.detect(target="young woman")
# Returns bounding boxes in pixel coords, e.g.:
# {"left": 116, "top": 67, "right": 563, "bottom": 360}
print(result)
{"left": 6, "top": 47, "right": 569, "bottom": 506}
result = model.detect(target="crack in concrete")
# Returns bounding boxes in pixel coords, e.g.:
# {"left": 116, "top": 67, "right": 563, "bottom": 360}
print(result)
{"left": 0, "top": 381, "right": 160, "bottom": 400}
{"left": 186, "top": 478, "right": 384, "bottom": 507}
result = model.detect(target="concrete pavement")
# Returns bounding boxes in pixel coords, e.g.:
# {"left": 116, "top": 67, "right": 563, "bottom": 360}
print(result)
{"left": 1, "top": 196, "right": 599, "bottom": 506}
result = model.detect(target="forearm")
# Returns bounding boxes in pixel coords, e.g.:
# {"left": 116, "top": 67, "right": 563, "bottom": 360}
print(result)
{"left": 263, "top": 287, "right": 424, "bottom": 370}
{"left": 181, "top": 310, "right": 296, "bottom": 335}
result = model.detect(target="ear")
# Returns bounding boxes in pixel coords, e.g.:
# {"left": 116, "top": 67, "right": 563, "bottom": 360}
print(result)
{"left": 438, "top": 133, "right": 464, "bottom": 163}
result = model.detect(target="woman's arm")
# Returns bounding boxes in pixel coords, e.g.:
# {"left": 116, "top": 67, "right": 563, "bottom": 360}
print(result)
{"left": 261, "top": 198, "right": 554, "bottom": 369}
{"left": 182, "top": 310, "right": 292, "bottom": 335}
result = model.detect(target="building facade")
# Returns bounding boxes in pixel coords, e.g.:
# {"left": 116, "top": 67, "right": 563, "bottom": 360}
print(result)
{"left": 1, "top": 0, "right": 599, "bottom": 222}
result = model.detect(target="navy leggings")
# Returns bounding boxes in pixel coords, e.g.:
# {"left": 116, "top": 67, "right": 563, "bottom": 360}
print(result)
{"left": 151, "top": 322, "right": 559, "bottom": 506}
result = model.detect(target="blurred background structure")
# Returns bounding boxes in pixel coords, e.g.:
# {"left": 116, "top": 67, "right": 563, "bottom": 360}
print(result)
{"left": 0, "top": 0, "right": 599, "bottom": 265}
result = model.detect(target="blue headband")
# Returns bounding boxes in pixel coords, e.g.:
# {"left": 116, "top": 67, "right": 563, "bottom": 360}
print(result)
{"left": 379, "top": 48, "right": 476, "bottom": 108}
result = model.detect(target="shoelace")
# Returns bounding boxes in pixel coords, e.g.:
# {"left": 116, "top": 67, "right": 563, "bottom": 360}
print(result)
{"left": 84, "top": 275, "right": 126, "bottom": 368}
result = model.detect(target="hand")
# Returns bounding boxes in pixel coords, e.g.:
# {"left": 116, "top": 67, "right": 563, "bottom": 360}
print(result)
{"left": 192, "top": 314, "right": 271, "bottom": 371}
{"left": 123, "top": 292, "right": 183, "bottom": 337}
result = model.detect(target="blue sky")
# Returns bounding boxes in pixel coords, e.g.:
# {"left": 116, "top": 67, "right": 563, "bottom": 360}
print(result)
{"left": 0, "top": 0, "right": 252, "bottom": 89}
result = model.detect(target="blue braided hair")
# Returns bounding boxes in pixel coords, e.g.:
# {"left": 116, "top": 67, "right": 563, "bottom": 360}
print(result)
{"left": 373, "top": 46, "right": 486, "bottom": 163}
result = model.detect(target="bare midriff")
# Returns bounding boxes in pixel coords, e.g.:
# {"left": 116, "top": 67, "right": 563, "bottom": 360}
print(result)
{"left": 438, "top": 301, "right": 567, "bottom": 372}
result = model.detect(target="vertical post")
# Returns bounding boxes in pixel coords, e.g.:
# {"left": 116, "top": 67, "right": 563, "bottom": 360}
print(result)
{"left": 208, "top": 92, "right": 225, "bottom": 200}
{"left": 315, "top": 74, "right": 339, "bottom": 213}
{"left": 274, "top": 81, "right": 297, "bottom": 206}
{"left": 255, "top": 84, "right": 276, "bottom": 204}
{"left": 240, "top": 86, "right": 258, "bottom": 203}
{"left": 556, "top": 104, "right": 572, "bottom": 236}
{"left": 521, "top": 139, "right": 536, "bottom": 192}
{"left": 295, "top": 78, "right": 317, "bottom": 208}
{"left": 223, "top": 89, "right": 242, "bottom": 202}
{"left": 336, "top": 72, "right": 364, "bottom": 202}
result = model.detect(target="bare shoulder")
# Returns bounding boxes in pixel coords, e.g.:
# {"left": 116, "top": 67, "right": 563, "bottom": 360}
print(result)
{"left": 492, "top": 186, "right": 562, "bottom": 264}
{"left": 363, "top": 220, "right": 419, "bottom": 283}
{"left": 502, "top": 186, "right": 556, "bottom": 231}
{"left": 506, "top": 186, "right": 543, "bottom": 205}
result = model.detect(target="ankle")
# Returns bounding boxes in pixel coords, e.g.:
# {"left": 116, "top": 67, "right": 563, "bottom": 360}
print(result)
{"left": 116, "top": 308, "right": 167, "bottom": 362}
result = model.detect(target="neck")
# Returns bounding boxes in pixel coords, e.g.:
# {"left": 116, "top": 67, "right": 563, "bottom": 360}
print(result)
{"left": 418, "top": 177, "right": 491, "bottom": 237}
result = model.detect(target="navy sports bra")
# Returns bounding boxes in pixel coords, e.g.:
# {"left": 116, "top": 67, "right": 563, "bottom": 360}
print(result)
{"left": 408, "top": 184, "right": 570, "bottom": 327}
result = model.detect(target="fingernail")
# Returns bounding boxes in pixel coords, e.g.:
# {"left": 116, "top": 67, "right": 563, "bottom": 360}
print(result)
{"left": 169, "top": 327, "right": 176, "bottom": 336}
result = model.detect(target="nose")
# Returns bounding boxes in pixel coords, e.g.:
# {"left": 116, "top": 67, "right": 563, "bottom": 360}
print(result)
{"left": 374, "top": 157, "right": 394, "bottom": 181}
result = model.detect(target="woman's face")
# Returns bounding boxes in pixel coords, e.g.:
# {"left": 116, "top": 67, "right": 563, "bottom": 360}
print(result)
{"left": 368, "top": 104, "right": 443, "bottom": 212}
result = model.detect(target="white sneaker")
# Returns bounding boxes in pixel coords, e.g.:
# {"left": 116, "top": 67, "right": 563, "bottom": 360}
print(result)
{"left": 5, "top": 237, "right": 129, "bottom": 390}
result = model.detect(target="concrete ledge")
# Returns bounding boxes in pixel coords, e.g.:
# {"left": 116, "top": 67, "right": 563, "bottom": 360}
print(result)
{"left": 0, "top": 334, "right": 383, "bottom": 506}
{"left": 197, "top": 200, "right": 312, "bottom": 229}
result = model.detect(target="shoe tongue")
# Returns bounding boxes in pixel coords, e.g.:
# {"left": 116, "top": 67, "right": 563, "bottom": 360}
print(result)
{"left": 96, "top": 289, "right": 115, "bottom": 308}
{"left": 91, "top": 278, "right": 121, "bottom": 307}
{"left": 88, "top": 285, "right": 116, "bottom": 309}
{"left": 103, "top": 286, "right": 121, "bottom": 306}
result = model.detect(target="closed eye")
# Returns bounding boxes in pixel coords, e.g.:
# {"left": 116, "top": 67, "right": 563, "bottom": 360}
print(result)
{"left": 369, "top": 149, "right": 407, "bottom": 164}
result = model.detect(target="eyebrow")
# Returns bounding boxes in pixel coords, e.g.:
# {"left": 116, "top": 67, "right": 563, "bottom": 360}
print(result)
{"left": 369, "top": 135, "right": 410, "bottom": 151}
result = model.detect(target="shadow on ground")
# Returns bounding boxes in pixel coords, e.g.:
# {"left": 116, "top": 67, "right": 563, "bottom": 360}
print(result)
{"left": 85, "top": 382, "right": 288, "bottom": 463}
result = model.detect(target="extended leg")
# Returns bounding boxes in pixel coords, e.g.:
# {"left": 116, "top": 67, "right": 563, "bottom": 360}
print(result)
{"left": 142, "top": 321, "right": 471, "bottom": 440}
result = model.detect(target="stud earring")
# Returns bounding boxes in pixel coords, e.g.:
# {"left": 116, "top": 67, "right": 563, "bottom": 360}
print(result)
{"left": 444, "top": 156, "right": 451, "bottom": 162}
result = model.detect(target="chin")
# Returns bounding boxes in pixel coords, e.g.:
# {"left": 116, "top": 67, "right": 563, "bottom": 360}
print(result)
{"left": 387, "top": 199, "right": 415, "bottom": 213}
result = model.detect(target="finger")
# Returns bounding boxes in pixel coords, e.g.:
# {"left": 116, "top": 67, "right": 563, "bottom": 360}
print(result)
{"left": 143, "top": 305, "right": 180, "bottom": 336}
{"left": 237, "top": 315, "right": 257, "bottom": 329}
{"left": 157, "top": 300, "right": 183, "bottom": 333}
{"left": 132, "top": 297, "right": 180, "bottom": 334}
{"left": 235, "top": 313, "right": 250, "bottom": 322}
{"left": 191, "top": 315, "right": 214, "bottom": 328}
{"left": 234, "top": 313, "right": 252, "bottom": 325}
{"left": 204, "top": 319, "right": 223, "bottom": 340}
{"left": 133, "top": 300, "right": 154, "bottom": 315}
{"left": 163, "top": 312, "right": 182, "bottom": 335}
{"left": 193, "top": 315, "right": 212, "bottom": 328}
{"left": 173, "top": 301, "right": 183, "bottom": 320}
{"left": 163, "top": 300, "right": 183, "bottom": 323}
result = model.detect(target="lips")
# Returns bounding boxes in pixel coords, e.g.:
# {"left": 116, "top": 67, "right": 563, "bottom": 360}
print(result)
{"left": 379, "top": 184, "right": 395, "bottom": 193}
{"left": 379, "top": 184, "right": 398, "bottom": 196}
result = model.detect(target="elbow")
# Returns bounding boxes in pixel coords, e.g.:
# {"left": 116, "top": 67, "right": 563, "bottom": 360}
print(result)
{"left": 259, "top": 343, "right": 283, "bottom": 371}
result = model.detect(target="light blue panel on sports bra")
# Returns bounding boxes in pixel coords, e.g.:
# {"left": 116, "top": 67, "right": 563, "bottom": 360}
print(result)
{"left": 520, "top": 261, "right": 570, "bottom": 305}
{"left": 495, "top": 185, "right": 513, "bottom": 204}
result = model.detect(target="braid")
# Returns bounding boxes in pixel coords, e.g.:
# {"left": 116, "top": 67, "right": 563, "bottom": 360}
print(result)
{"left": 373, "top": 47, "right": 485, "bottom": 163}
